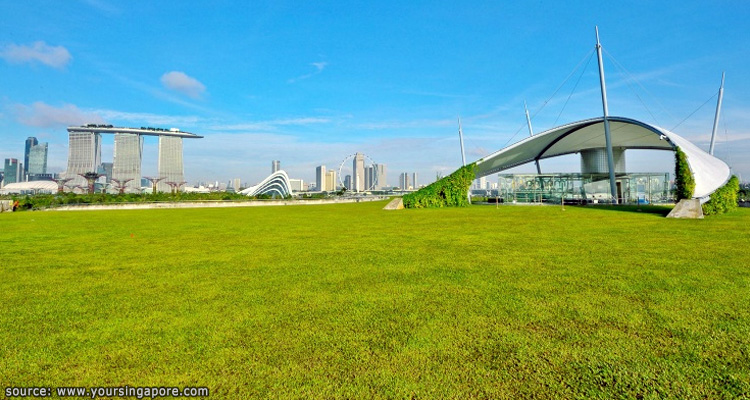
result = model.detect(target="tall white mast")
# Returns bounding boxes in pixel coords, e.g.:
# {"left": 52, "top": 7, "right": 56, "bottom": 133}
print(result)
{"left": 595, "top": 26, "right": 619, "bottom": 204}
{"left": 525, "top": 101, "right": 542, "bottom": 173}
{"left": 524, "top": 100, "right": 534, "bottom": 137}
{"left": 709, "top": 72, "right": 725, "bottom": 156}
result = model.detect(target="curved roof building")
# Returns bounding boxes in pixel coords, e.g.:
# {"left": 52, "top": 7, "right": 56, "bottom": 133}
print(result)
{"left": 474, "top": 116, "right": 731, "bottom": 199}
{"left": 240, "top": 170, "right": 292, "bottom": 198}
{"left": 0, "top": 180, "right": 58, "bottom": 194}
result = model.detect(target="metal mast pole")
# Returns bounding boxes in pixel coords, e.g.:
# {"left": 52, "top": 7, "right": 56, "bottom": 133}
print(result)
{"left": 709, "top": 72, "right": 725, "bottom": 155}
{"left": 524, "top": 100, "right": 534, "bottom": 137}
{"left": 524, "top": 101, "right": 543, "bottom": 174}
{"left": 595, "top": 26, "right": 618, "bottom": 204}
{"left": 458, "top": 116, "right": 467, "bottom": 166}
{"left": 458, "top": 116, "right": 471, "bottom": 203}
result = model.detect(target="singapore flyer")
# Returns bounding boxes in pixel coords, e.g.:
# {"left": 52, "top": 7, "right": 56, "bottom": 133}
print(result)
{"left": 337, "top": 152, "right": 379, "bottom": 192}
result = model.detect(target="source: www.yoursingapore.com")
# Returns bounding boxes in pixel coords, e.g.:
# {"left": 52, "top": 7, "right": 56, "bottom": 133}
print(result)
{"left": 4, "top": 385, "right": 210, "bottom": 399}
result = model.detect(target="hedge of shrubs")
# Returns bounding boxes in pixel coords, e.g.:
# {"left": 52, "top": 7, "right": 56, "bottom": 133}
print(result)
{"left": 403, "top": 163, "right": 476, "bottom": 208}
{"left": 674, "top": 147, "right": 695, "bottom": 201}
{"left": 2, "top": 191, "right": 286, "bottom": 211}
{"left": 702, "top": 175, "right": 740, "bottom": 215}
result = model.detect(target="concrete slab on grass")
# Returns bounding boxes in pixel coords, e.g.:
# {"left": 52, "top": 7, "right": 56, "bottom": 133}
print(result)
{"left": 383, "top": 198, "right": 404, "bottom": 210}
{"left": 667, "top": 199, "right": 704, "bottom": 219}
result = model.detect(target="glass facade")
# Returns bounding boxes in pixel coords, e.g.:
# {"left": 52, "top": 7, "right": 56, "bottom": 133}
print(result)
{"left": 113, "top": 133, "right": 143, "bottom": 192}
{"left": 3, "top": 158, "right": 20, "bottom": 185}
{"left": 157, "top": 136, "right": 184, "bottom": 192}
{"left": 28, "top": 143, "right": 48, "bottom": 175}
{"left": 497, "top": 173, "right": 671, "bottom": 204}
{"left": 24, "top": 137, "right": 38, "bottom": 175}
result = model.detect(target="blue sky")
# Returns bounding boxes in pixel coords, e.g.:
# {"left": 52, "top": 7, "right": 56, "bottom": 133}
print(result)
{"left": 1, "top": 1, "right": 749, "bottom": 186}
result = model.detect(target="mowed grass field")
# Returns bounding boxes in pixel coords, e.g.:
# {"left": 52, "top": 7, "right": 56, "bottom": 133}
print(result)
{"left": 1, "top": 201, "right": 749, "bottom": 399}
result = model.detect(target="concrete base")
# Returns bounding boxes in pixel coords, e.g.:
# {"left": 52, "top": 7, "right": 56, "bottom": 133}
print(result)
{"left": 383, "top": 198, "right": 404, "bottom": 210}
{"left": 667, "top": 199, "right": 704, "bottom": 219}
{"left": 0, "top": 200, "right": 13, "bottom": 213}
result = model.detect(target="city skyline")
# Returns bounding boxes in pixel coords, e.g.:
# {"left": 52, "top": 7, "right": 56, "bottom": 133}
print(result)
{"left": 1, "top": 2, "right": 749, "bottom": 185}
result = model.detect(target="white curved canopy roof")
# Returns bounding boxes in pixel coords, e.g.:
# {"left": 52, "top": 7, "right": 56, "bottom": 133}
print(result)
{"left": 0, "top": 180, "right": 58, "bottom": 194}
{"left": 474, "top": 116, "right": 731, "bottom": 199}
{"left": 240, "top": 170, "right": 292, "bottom": 197}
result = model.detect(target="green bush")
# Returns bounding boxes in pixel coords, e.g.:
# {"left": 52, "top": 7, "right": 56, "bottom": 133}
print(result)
{"left": 674, "top": 147, "right": 695, "bottom": 201}
{"left": 702, "top": 175, "right": 740, "bottom": 215}
{"left": 403, "top": 164, "right": 476, "bottom": 208}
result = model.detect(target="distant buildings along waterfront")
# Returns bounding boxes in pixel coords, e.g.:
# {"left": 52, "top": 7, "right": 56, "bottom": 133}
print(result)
{"left": 65, "top": 125, "right": 202, "bottom": 193}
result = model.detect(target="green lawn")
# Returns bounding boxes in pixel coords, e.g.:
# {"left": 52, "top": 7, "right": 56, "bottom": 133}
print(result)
{"left": 1, "top": 202, "right": 749, "bottom": 399}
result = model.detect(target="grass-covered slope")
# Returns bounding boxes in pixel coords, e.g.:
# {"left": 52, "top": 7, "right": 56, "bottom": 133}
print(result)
{"left": 402, "top": 163, "right": 476, "bottom": 208}
{"left": 1, "top": 203, "right": 749, "bottom": 398}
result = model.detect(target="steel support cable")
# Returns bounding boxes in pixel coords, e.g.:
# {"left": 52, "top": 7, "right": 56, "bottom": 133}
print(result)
{"left": 670, "top": 91, "right": 718, "bottom": 131}
{"left": 553, "top": 50, "right": 595, "bottom": 127}
{"left": 602, "top": 48, "right": 662, "bottom": 126}
{"left": 501, "top": 48, "right": 596, "bottom": 148}
{"left": 603, "top": 48, "right": 678, "bottom": 124}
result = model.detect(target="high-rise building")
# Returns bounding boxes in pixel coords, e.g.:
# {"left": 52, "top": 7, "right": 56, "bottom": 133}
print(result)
{"left": 477, "top": 176, "right": 487, "bottom": 190}
{"left": 288, "top": 179, "right": 304, "bottom": 192}
{"left": 100, "top": 162, "right": 113, "bottom": 183}
{"left": 412, "top": 172, "right": 418, "bottom": 189}
{"left": 157, "top": 136, "right": 184, "bottom": 192}
{"left": 375, "top": 164, "right": 387, "bottom": 189}
{"left": 399, "top": 172, "right": 410, "bottom": 190}
{"left": 66, "top": 132, "right": 102, "bottom": 187}
{"left": 344, "top": 175, "right": 352, "bottom": 191}
{"left": 113, "top": 133, "right": 143, "bottom": 192}
{"left": 316, "top": 165, "right": 327, "bottom": 191}
{"left": 326, "top": 170, "right": 336, "bottom": 192}
{"left": 364, "top": 166, "right": 374, "bottom": 190}
{"left": 3, "top": 158, "right": 21, "bottom": 186}
{"left": 27, "top": 142, "right": 48, "bottom": 176}
{"left": 24, "top": 137, "right": 38, "bottom": 177}
{"left": 352, "top": 153, "right": 365, "bottom": 192}
{"left": 272, "top": 160, "right": 281, "bottom": 174}
{"left": 233, "top": 178, "right": 242, "bottom": 191}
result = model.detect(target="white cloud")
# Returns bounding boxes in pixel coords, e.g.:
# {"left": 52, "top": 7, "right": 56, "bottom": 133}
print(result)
{"left": 14, "top": 102, "right": 106, "bottom": 127}
{"left": 0, "top": 41, "right": 72, "bottom": 68}
{"left": 288, "top": 61, "right": 328, "bottom": 83}
{"left": 160, "top": 71, "right": 206, "bottom": 99}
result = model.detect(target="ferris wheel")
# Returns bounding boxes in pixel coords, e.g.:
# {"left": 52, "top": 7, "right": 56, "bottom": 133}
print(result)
{"left": 337, "top": 152, "right": 379, "bottom": 192}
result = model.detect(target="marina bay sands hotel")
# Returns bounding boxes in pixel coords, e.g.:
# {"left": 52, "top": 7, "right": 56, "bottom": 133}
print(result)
{"left": 66, "top": 125, "right": 203, "bottom": 192}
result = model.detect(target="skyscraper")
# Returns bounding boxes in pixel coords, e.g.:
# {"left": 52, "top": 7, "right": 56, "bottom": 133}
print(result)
{"left": 3, "top": 158, "right": 21, "bottom": 185}
{"left": 100, "top": 162, "right": 113, "bottom": 183}
{"left": 272, "top": 160, "right": 281, "bottom": 174}
{"left": 375, "top": 164, "right": 387, "bottom": 189}
{"left": 326, "top": 170, "right": 336, "bottom": 191}
{"left": 24, "top": 137, "right": 38, "bottom": 177}
{"left": 399, "top": 172, "right": 410, "bottom": 190}
{"left": 28, "top": 142, "right": 48, "bottom": 175}
{"left": 316, "top": 165, "right": 327, "bottom": 191}
{"left": 344, "top": 175, "right": 352, "bottom": 191}
{"left": 352, "top": 153, "right": 365, "bottom": 192}
{"left": 113, "top": 133, "right": 143, "bottom": 192}
{"left": 412, "top": 172, "right": 418, "bottom": 189}
{"left": 364, "top": 166, "right": 373, "bottom": 190}
{"left": 66, "top": 132, "right": 102, "bottom": 187}
{"left": 157, "top": 136, "right": 184, "bottom": 192}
